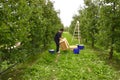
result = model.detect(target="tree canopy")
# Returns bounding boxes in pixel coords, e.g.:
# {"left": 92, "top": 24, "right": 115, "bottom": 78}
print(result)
{"left": 69, "top": 0, "right": 120, "bottom": 59}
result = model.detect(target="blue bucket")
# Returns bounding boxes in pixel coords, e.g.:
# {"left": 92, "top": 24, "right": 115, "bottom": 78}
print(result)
{"left": 49, "top": 49, "right": 55, "bottom": 54}
{"left": 77, "top": 45, "right": 84, "bottom": 50}
{"left": 73, "top": 48, "right": 80, "bottom": 54}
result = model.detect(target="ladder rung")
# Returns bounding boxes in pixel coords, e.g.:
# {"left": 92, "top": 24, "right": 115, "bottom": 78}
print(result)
{"left": 74, "top": 37, "right": 80, "bottom": 38}
{"left": 74, "top": 31, "right": 80, "bottom": 32}
{"left": 74, "top": 34, "right": 80, "bottom": 36}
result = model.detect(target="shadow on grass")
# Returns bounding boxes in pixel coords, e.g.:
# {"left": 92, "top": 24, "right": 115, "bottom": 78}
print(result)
{"left": 1, "top": 52, "right": 51, "bottom": 80}
{"left": 62, "top": 50, "right": 70, "bottom": 54}
{"left": 1, "top": 64, "right": 28, "bottom": 80}
{"left": 93, "top": 47, "right": 120, "bottom": 72}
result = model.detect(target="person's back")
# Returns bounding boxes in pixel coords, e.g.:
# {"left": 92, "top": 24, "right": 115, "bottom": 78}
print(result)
{"left": 54, "top": 29, "right": 64, "bottom": 53}
{"left": 54, "top": 31, "right": 61, "bottom": 41}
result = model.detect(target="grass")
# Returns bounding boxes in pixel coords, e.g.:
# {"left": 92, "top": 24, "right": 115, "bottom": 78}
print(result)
{"left": 1, "top": 32, "right": 120, "bottom": 80}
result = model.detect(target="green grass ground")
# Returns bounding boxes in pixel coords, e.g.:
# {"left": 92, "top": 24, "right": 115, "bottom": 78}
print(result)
{"left": 1, "top": 32, "right": 120, "bottom": 80}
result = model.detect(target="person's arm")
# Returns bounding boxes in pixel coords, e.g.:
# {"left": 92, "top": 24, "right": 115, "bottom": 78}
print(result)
{"left": 59, "top": 32, "right": 64, "bottom": 41}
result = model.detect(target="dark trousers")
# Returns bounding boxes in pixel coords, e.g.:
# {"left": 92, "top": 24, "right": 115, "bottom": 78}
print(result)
{"left": 54, "top": 39, "right": 60, "bottom": 52}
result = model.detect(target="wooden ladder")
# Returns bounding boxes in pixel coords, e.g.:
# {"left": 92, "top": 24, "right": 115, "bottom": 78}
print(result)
{"left": 71, "top": 21, "right": 81, "bottom": 44}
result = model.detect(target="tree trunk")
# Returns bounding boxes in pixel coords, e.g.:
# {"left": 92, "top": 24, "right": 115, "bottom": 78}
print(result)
{"left": 85, "top": 39, "right": 88, "bottom": 43}
{"left": 91, "top": 32, "right": 95, "bottom": 48}
{"left": 92, "top": 38, "right": 94, "bottom": 48}
{"left": 109, "top": 2, "right": 115, "bottom": 59}
{"left": 109, "top": 46, "right": 113, "bottom": 59}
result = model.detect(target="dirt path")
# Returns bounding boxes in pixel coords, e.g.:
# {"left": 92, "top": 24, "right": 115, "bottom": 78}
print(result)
{"left": 55, "top": 54, "right": 60, "bottom": 62}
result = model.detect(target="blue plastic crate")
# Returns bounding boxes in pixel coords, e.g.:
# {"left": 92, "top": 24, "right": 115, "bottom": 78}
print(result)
{"left": 73, "top": 48, "right": 80, "bottom": 54}
{"left": 49, "top": 49, "right": 55, "bottom": 54}
{"left": 77, "top": 45, "right": 84, "bottom": 50}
